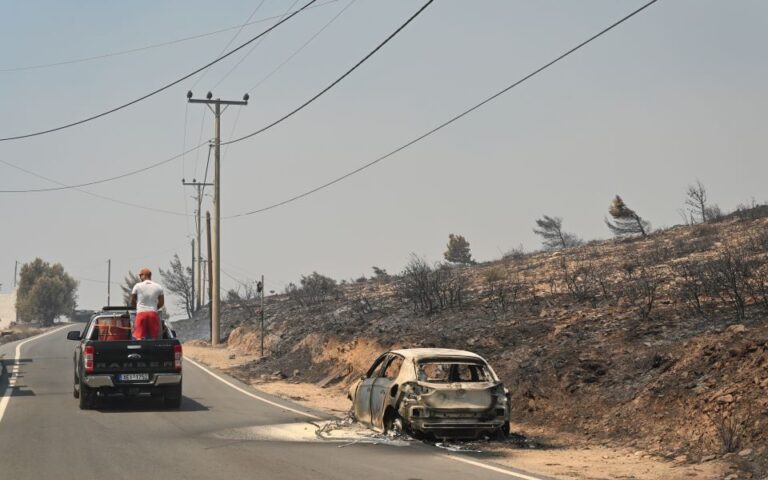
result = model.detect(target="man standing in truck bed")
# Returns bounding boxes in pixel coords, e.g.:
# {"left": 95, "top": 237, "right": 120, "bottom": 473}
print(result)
{"left": 130, "top": 267, "right": 165, "bottom": 340}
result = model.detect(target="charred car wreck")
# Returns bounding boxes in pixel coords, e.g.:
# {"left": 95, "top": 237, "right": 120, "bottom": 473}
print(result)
{"left": 349, "top": 348, "right": 510, "bottom": 439}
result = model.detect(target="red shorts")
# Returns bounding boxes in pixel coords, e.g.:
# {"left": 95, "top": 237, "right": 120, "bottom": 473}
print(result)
{"left": 134, "top": 311, "right": 161, "bottom": 340}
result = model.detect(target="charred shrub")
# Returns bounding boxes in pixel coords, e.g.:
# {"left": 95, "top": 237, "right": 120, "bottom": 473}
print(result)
{"left": 558, "top": 255, "right": 605, "bottom": 306}
{"left": 673, "top": 261, "right": 714, "bottom": 319}
{"left": 285, "top": 272, "right": 341, "bottom": 307}
{"left": 706, "top": 247, "right": 753, "bottom": 321}
{"left": 396, "top": 255, "right": 466, "bottom": 314}
{"left": 481, "top": 267, "right": 527, "bottom": 318}
{"left": 673, "top": 246, "right": 760, "bottom": 321}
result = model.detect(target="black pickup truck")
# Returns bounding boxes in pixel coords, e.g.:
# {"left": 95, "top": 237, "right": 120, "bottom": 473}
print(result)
{"left": 67, "top": 306, "right": 183, "bottom": 410}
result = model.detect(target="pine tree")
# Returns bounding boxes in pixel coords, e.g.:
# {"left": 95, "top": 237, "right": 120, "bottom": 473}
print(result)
{"left": 533, "top": 215, "right": 582, "bottom": 250}
{"left": 605, "top": 195, "right": 650, "bottom": 237}
{"left": 443, "top": 234, "right": 474, "bottom": 264}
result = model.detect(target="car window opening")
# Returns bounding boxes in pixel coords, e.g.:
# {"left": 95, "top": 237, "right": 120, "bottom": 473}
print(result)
{"left": 416, "top": 361, "right": 491, "bottom": 383}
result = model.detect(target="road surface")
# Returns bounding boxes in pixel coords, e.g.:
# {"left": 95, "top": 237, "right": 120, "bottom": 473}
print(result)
{"left": 0, "top": 326, "right": 551, "bottom": 480}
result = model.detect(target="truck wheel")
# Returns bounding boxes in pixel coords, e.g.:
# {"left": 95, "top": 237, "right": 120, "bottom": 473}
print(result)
{"left": 73, "top": 374, "right": 80, "bottom": 399}
{"left": 163, "top": 384, "right": 182, "bottom": 409}
{"left": 78, "top": 381, "right": 96, "bottom": 410}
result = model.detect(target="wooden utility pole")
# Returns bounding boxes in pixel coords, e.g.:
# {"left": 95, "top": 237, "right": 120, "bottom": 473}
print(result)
{"left": 206, "top": 211, "right": 213, "bottom": 343}
{"left": 107, "top": 259, "right": 111, "bottom": 306}
{"left": 187, "top": 91, "right": 248, "bottom": 346}
{"left": 260, "top": 275, "right": 265, "bottom": 357}
{"left": 13, "top": 260, "right": 18, "bottom": 289}
{"left": 190, "top": 239, "right": 195, "bottom": 314}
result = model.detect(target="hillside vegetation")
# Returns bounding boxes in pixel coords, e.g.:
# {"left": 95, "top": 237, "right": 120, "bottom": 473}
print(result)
{"left": 178, "top": 207, "right": 768, "bottom": 476}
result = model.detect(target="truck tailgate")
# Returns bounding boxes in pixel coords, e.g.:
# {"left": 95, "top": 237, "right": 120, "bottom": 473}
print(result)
{"left": 90, "top": 340, "right": 178, "bottom": 374}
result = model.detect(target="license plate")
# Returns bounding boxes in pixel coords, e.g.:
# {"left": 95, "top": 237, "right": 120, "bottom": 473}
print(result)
{"left": 118, "top": 373, "right": 150, "bottom": 382}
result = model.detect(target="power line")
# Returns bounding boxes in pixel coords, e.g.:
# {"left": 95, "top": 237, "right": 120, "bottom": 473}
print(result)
{"left": 211, "top": 0, "right": 300, "bottom": 91}
{"left": 0, "top": 0, "right": 424, "bottom": 193}
{"left": 190, "top": 0, "right": 269, "bottom": 91}
{"left": 0, "top": 143, "right": 205, "bottom": 193}
{"left": 221, "top": 0, "right": 434, "bottom": 146}
{"left": 0, "top": 158, "right": 189, "bottom": 216}
{"left": 245, "top": 0, "right": 357, "bottom": 94}
{"left": 224, "top": 0, "right": 660, "bottom": 219}
{"left": 0, "top": 0, "right": 319, "bottom": 143}
{"left": 222, "top": 0, "right": 356, "bottom": 156}
{"left": 0, "top": 0, "right": 339, "bottom": 74}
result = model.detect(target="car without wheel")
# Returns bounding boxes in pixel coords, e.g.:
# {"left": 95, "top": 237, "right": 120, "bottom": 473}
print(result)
{"left": 66, "top": 306, "right": 183, "bottom": 410}
{"left": 348, "top": 348, "right": 510, "bottom": 439}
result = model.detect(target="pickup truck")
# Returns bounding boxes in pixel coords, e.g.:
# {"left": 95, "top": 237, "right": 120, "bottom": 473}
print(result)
{"left": 67, "top": 306, "right": 182, "bottom": 410}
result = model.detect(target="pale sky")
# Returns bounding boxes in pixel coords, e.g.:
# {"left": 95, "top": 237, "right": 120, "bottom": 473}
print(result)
{"left": 1, "top": 0, "right": 766, "bottom": 315}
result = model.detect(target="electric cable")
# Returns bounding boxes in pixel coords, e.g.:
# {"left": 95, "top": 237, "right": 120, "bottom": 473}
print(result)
{"left": 224, "top": 0, "right": 660, "bottom": 219}
{"left": 246, "top": 0, "right": 357, "bottom": 94}
{"left": 0, "top": 143, "right": 205, "bottom": 193}
{"left": 0, "top": 0, "right": 424, "bottom": 192}
{"left": 0, "top": 158, "right": 189, "bottom": 216}
{"left": 190, "top": 0, "right": 269, "bottom": 91}
{"left": 221, "top": 0, "right": 356, "bottom": 144}
{"left": 0, "top": 0, "right": 339, "bottom": 74}
{"left": 0, "top": 0, "right": 319, "bottom": 142}
{"left": 221, "top": 0, "right": 434, "bottom": 146}
{"left": 211, "top": 0, "right": 300, "bottom": 91}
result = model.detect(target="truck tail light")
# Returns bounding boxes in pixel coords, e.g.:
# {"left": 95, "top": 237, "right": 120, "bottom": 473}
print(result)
{"left": 174, "top": 344, "right": 183, "bottom": 371}
{"left": 84, "top": 345, "right": 95, "bottom": 374}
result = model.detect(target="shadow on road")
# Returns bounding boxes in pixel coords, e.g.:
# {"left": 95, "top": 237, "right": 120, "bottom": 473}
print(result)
{"left": 93, "top": 395, "right": 210, "bottom": 413}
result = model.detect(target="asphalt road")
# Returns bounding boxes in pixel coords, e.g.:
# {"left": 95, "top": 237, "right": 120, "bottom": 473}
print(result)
{"left": 0, "top": 326, "right": 551, "bottom": 480}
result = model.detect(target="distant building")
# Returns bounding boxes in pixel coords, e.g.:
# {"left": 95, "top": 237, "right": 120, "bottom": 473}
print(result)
{"left": 0, "top": 290, "right": 17, "bottom": 330}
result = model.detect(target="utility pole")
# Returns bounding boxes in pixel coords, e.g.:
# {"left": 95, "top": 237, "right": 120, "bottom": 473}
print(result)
{"left": 190, "top": 239, "right": 195, "bottom": 315}
{"left": 107, "top": 259, "right": 111, "bottom": 306}
{"left": 187, "top": 91, "right": 248, "bottom": 346}
{"left": 13, "top": 260, "right": 19, "bottom": 289}
{"left": 206, "top": 211, "right": 214, "bottom": 344}
{"left": 201, "top": 259, "right": 207, "bottom": 305}
{"left": 260, "top": 275, "right": 265, "bottom": 357}
{"left": 182, "top": 172, "right": 212, "bottom": 312}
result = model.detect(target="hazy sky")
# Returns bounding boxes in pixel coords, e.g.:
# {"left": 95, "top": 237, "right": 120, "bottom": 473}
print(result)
{"left": 1, "top": 0, "right": 766, "bottom": 315}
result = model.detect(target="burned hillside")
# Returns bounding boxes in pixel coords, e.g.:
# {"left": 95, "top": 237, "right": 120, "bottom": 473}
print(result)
{"left": 176, "top": 210, "right": 768, "bottom": 475}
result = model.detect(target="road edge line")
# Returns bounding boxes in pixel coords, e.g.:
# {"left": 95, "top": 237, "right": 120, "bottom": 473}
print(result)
{"left": 442, "top": 454, "right": 547, "bottom": 480}
{"left": 185, "top": 357, "right": 321, "bottom": 420}
{"left": 186, "top": 357, "right": 548, "bottom": 479}
{"left": 0, "top": 324, "right": 73, "bottom": 424}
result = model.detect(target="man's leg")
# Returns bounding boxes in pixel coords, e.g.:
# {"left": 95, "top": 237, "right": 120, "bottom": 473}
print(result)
{"left": 147, "top": 312, "right": 161, "bottom": 339}
{"left": 133, "top": 312, "right": 149, "bottom": 340}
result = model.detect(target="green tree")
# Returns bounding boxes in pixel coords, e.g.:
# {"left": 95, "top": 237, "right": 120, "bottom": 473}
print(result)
{"left": 16, "top": 258, "right": 78, "bottom": 326}
{"left": 443, "top": 234, "right": 474, "bottom": 264}
{"left": 159, "top": 254, "right": 194, "bottom": 319}
{"left": 605, "top": 195, "right": 650, "bottom": 238}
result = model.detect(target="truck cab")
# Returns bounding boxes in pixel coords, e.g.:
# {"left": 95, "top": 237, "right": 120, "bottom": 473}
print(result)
{"left": 67, "top": 306, "right": 182, "bottom": 410}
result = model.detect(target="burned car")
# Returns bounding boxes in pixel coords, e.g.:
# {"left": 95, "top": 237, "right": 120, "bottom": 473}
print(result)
{"left": 349, "top": 348, "right": 510, "bottom": 439}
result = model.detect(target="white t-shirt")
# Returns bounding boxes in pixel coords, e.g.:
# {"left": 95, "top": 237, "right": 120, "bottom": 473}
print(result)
{"left": 132, "top": 280, "right": 164, "bottom": 312}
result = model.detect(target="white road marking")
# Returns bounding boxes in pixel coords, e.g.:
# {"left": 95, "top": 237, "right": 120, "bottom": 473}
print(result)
{"left": 0, "top": 325, "right": 73, "bottom": 424}
{"left": 186, "top": 357, "right": 321, "bottom": 420}
{"left": 443, "top": 454, "right": 547, "bottom": 480}
{"left": 188, "top": 356, "right": 547, "bottom": 479}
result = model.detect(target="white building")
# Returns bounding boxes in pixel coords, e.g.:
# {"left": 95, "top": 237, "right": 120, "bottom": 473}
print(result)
{"left": 0, "top": 290, "right": 17, "bottom": 330}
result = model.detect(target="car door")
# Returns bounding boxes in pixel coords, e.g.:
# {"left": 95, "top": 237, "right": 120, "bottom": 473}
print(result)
{"left": 370, "top": 354, "right": 404, "bottom": 430}
{"left": 353, "top": 354, "right": 388, "bottom": 425}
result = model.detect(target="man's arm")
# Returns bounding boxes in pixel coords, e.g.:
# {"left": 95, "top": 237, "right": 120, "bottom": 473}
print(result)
{"left": 130, "top": 293, "right": 137, "bottom": 308}
{"left": 157, "top": 294, "right": 164, "bottom": 310}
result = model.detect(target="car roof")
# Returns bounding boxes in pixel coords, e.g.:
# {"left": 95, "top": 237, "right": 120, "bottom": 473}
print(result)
{"left": 389, "top": 348, "right": 486, "bottom": 361}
